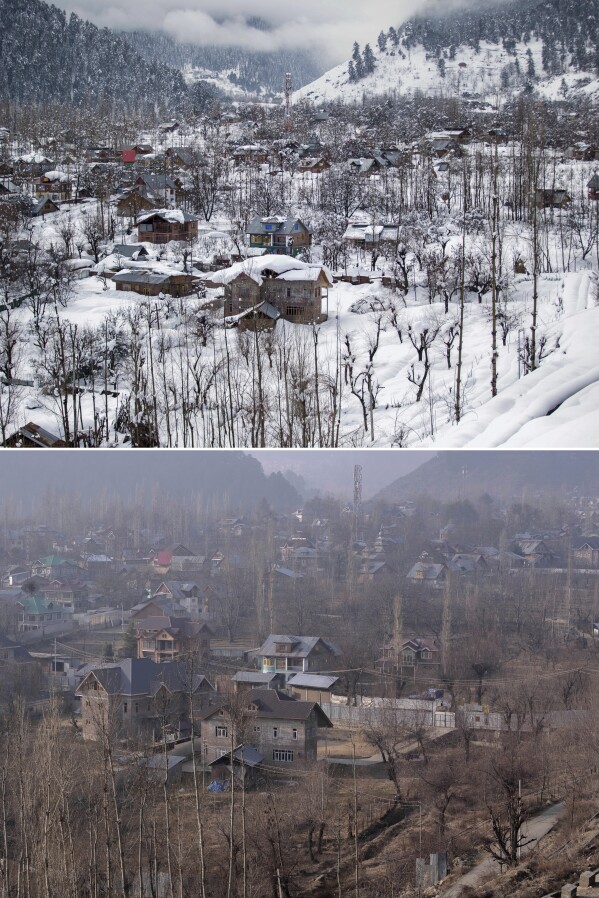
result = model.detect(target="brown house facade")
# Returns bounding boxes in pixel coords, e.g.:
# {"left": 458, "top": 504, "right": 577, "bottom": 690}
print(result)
{"left": 137, "top": 210, "right": 199, "bottom": 245}
{"left": 135, "top": 615, "right": 212, "bottom": 663}
{"left": 223, "top": 264, "right": 332, "bottom": 324}
{"left": 112, "top": 270, "right": 197, "bottom": 297}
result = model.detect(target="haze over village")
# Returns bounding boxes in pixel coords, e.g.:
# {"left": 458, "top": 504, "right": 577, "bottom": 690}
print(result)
{"left": 0, "top": 450, "right": 597, "bottom": 898}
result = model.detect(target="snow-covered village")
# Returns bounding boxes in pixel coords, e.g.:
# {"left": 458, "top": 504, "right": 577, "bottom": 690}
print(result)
{"left": 0, "top": 0, "right": 598, "bottom": 449}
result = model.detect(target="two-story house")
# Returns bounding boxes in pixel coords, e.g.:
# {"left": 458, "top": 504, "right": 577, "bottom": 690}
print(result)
{"left": 32, "top": 555, "right": 81, "bottom": 581}
{"left": 279, "top": 538, "right": 319, "bottom": 573}
{"left": 35, "top": 171, "right": 71, "bottom": 203}
{"left": 136, "top": 209, "right": 199, "bottom": 245}
{"left": 255, "top": 635, "right": 340, "bottom": 682}
{"left": 247, "top": 215, "right": 311, "bottom": 256}
{"left": 572, "top": 536, "right": 599, "bottom": 568}
{"left": 135, "top": 614, "right": 212, "bottom": 663}
{"left": 76, "top": 657, "right": 215, "bottom": 741}
{"left": 17, "top": 595, "right": 73, "bottom": 632}
{"left": 153, "top": 581, "right": 213, "bottom": 619}
{"left": 200, "top": 687, "right": 332, "bottom": 766}
{"left": 134, "top": 174, "right": 178, "bottom": 207}
{"left": 215, "top": 256, "right": 332, "bottom": 325}
{"left": 376, "top": 638, "right": 439, "bottom": 673}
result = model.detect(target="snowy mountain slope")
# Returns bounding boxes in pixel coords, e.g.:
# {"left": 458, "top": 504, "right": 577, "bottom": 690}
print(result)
{"left": 296, "top": 40, "right": 599, "bottom": 106}
{"left": 295, "top": 0, "right": 599, "bottom": 105}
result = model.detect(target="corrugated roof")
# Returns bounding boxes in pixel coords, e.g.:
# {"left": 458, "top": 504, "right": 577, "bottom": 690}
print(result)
{"left": 287, "top": 674, "right": 338, "bottom": 689}
{"left": 231, "top": 671, "right": 280, "bottom": 684}
{"left": 112, "top": 271, "right": 171, "bottom": 286}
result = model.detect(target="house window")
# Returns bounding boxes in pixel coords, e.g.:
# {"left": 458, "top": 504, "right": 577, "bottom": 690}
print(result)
{"left": 253, "top": 725, "right": 261, "bottom": 733}
{"left": 216, "top": 725, "right": 228, "bottom": 738}
{"left": 273, "top": 750, "right": 294, "bottom": 762}
{"left": 123, "top": 702, "right": 128, "bottom": 713}
{"left": 272, "top": 727, "right": 278, "bottom": 738}
{"left": 292, "top": 728, "right": 298, "bottom": 740}
{"left": 135, "top": 703, "right": 139, "bottom": 713}
{"left": 286, "top": 306, "right": 302, "bottom": 318}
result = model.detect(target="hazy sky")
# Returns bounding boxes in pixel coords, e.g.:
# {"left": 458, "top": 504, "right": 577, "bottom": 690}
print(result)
{"left": 253, "top": 450, "right": 434, "bottom": 498}
{"left": 54, "top": 0, "right": 425, "bottom": 63}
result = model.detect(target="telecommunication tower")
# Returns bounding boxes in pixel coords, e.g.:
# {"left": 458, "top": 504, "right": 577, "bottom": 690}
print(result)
{"left": 284, "top": 72, "right": 293, "bottom": 132}
{"left": 353, "top": 464, "right": 363, "bottom": 542}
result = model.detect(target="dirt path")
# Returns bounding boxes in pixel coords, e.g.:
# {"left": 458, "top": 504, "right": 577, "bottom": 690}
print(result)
{"left": 442, "top": 802, "right": 565, "bottom": 897}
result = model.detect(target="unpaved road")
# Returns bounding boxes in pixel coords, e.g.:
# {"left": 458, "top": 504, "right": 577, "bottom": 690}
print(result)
{"left": 442, "top": 801, "right": 565, "bottom": 897}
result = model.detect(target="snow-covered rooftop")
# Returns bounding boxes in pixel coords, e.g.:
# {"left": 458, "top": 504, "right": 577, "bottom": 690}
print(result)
{"left": 208, "top": 254, "right": 332, "bottom": 287}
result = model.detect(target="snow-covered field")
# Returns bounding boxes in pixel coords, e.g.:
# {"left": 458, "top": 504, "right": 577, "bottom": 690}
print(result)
{"left": 5, "top": 210, "right": 598, "bottom": 448}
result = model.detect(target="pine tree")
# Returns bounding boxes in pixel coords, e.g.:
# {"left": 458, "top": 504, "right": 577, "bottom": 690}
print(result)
{"left": 363, "top": 44, "right": 376, "bottom": 75}
{"left": 388, "top": 26, "right": 400, "bottom": 46}
{"left": 348, "top": 60, "right": 357, "bottom": 82}
{"left": 352, "top": 41, "right": 361, "bottom": 65}
{"left": 526, "top": 47, "right": 536, "bottom": 79}
{"left": 377, "top": 30, "right": 388, "bottom": 52}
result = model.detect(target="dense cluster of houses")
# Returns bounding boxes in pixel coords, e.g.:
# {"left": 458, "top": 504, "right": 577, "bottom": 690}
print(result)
{"left": 2, "top": 114, "right": 597, "bottom": 334}
{"left": 405, "top": 528, "right": 599, "bottom": 588}
{"left": 1, "top": 493, "right": 598, "bottom": 784}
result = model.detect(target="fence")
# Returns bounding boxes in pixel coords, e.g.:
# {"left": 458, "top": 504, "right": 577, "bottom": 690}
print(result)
{"left": 320, "top": 702, "right": 587, "bottom": 734}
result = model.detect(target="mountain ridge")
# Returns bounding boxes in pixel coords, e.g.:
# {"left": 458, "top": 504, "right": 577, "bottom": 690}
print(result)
{"left": 374, "top": 451, "right": 599, "bottom": 503}
{"left": 0, "top": 0, "right": 324, "bottom": 112}
{"left": 0, "top": 452, "right": 301, "bottom": 513}
{"left": 295, "top": 0, "right": 599, "bottom": 106}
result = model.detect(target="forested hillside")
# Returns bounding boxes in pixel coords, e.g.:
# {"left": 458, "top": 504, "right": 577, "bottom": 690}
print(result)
{"left": 0, "top": 452, "right": 301, "bottom": 512}
{"left": 0, "top": 0, "right": 189, "bottom": 113}
{"left": 125, "top": 29, "right": 321, "bottom": 95}
{"left": 298, "top": 0, "right": 599, "bottom": 103}
{"left": 401, "top": 0, "right": 599, "bottom": 76}
{"left": 379, "top": 452, "right": 599, "bottom": 502}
